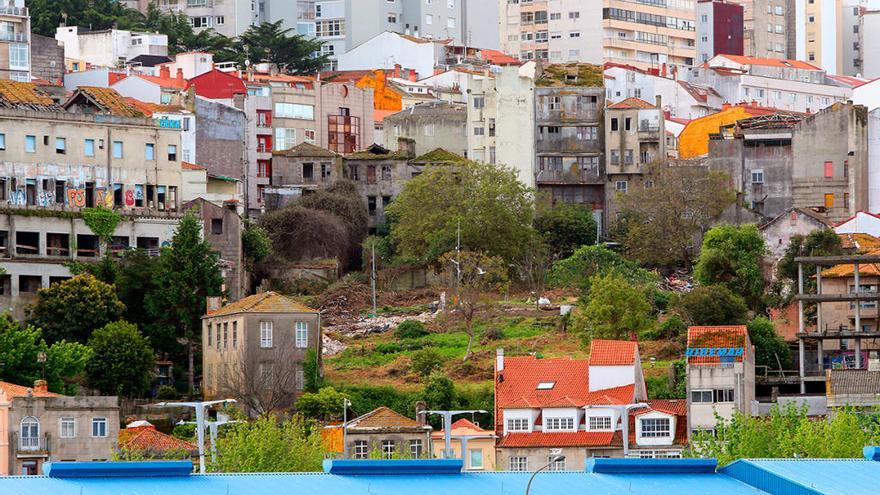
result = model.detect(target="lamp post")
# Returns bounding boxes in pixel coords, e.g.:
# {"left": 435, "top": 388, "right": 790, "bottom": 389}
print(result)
{"left": 152, "top": 399, "right": 236, "bottom": 474}
{"left": 426, "top": 409, "right": 487, "bottom": 459}
{"left": 342, "top": 398, "right": 352, "bottom": 459}
{"left": 525, "top": 455, "right": 565, "bottom": 495}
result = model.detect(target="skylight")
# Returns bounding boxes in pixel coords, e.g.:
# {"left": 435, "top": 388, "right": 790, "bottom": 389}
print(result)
{"left": 536, "top": 381, "right": 556, "bottom": 390}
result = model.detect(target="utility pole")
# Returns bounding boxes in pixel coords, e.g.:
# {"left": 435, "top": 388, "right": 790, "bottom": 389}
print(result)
{"left": 153, "top": 399, "right": 236, "bottom": 473}
{"left": 342, "top": 398, "right": 352, "bottom": 459}
{"left": 426, "top": 409, "right": 487, "bottom": 459}
{"left": 454, "top": 218, "right": 461, "bottom": 306}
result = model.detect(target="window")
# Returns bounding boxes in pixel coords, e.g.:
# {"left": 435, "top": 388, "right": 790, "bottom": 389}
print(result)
{"left": 304, "top": 129, "right": 316, "bottom": 144}
{"left": 547, "top": 455, "right": 566, "bottom": 471}
{"left": 447, "top": 17, "right": 456, "bottom": 28}
{"left": 260, "top": 321, "right": 273, "bottom": 348}
{"left": 641, "top": 418, "right": 671, "bottom": 437}
{"left": 473, "top": 96, "right": 485, "bottom": 108}
{"left": 316, "top": 20, "right": 344, "bottom": 37}
{"left": 536, "top": 381, "right": 555, "bottom": 390}
{"left": 610, "top": 118, "right": 619, "bottom": 131}
{"left": 25, "top": 135, "right": 35, "bottom": 153}
{"left": 296, "top": 321, "right": 309, "bottom": 348}
{"left": 545, "top": 417, "right": 575, "bottom": 430}
{"left": 353, "top": 440, "right": 368, "bottom": 459}
{"left": 410, "top": 439, "right": 424, "bottom": 458}
{"left": 0, "top": 133, "right": 4, "bottom": 150}
{"left": 716, "top": 389, "right": 735, "bottom": 403}
{"left": 466, "top": 448, "right": 484, "bottom": 469}
{"left": 167, "top": 145, "right": 177, "bottom": 161}
{"left": 215, "top": 16, "right": 224, "bottom": 25}
{"left": 824, "top": 161, "right": 833, "bottom": 178}
{"left": 211, "top": 218, "right": 223, "bottom": 235}
{"left": 190, "top": 16, "right": 212, "bottom": 28}
{"left": 9, "top": 43, "right": 27, "bottom": 71}
{"left": 824, "top": 193, "right": 834, "bottom": 209}
{"left": 589, "top": 416, "right": 612, "bottom": 430}
{"left": 474, "top": 127, "right": 484, "bottom": 136}
{"left": 275, "top": 128, "right": 297, "bottom": 151}
{"left": 425, "top": 14, "right": 433, "bottom": 24}
{"left": 615, "top": 180, "right": 628, "bottom": 193}
{"left": 382, "top": 440, "right": 395, "bottom": 459}
{"left": 387, "top": 12, "right": 397, "bottom": 23}
{"left": 569, "top": 31, "right": 580, "bottom": 38}
{"left": 232, "top": 321, "right": 237, "bottom": 348}
{"left": 60, "top": 417, "right": 75, "bottom": 438}
{"left": 751, "top": 169, "right": 764, "bottom": 183}
{"left": 216, "top": 325, "right": 221, "bottom": 351}
{"left": 207, "top": 323, "right": 212, "bottom": 347}
{"left": 691, "top": 390, "right": 713, "bottom": 403}
{"left": 447, "top": 0, "right": 455, "bottom": 7}
{"left": 112, "top": 141, "right": 123, "bottom": 158}
{"left": 55, "top": 137, "right": 66, "bottom": 154}
{"left": 145, "top": 143, "right": 155, "bottom": 160}
{"left": 509, "top": 456, "right": 528, "bottom": 471}
{"left": 91, "top": 417, "right": 108, "bottom": 438}
{"left": 569, "top": 11, "right": 580, "bottom": 18}
{"left": 550, "top": 12, "right": 561, "bottom": 20}
{"left": 507, "top": 418, "right": 529, "bottom": 431}
{"left": 223, "top": 322, "right": 228, "bottom": 349}
{"left": 20, "top": 417, "right": 39, "bottom": 449}
{"left": 274, "top": 102, "right": 314, "bottom": 120}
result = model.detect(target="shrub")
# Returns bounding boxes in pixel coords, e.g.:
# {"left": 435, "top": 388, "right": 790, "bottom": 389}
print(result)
{"left": 395, "top": 320, "right": 428, "bottom": 340}
{"left": 156, "top": 385, "right": 178, "bottom": 400}
{"left": 410, "top": 347, "right": 444, "bottom": 378}
{"left": 375, "top": 342, "right": 403, "bottom": 354}
{"left": 483, "top": 327, "right": 505, "bottom": 341}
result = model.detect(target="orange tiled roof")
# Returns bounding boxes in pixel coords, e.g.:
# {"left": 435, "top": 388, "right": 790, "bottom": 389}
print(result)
{"left": 590, "top": 340, "right": 638, "bottom": 365}
{"left": 431, "top": 418, "right": 494, "bottom": 439}
{"left": 497, "top": 431, "right": 615, "bottom": 448}
{"left": 608, "top": 97, "right": 656, "bottom": 110}
{"left": 687, "top": 326, "right": 749, "bottom": 364}
{"left": 838, "top": 233, "right": 880, "bottom": 253}
{"left": 637, "top": 399, "right": 688, "bottom": 417}
{"left": 137, "top": 74, "right": 188, "bottom": 89}
{"left": 181, "top": 162, "right": 207, "bottom": 171}
{"left": 205, "top": 291, "right": 318, "bottom": 317}
{"left": 0, "top": 381, "right": 60, "bottom": 398}
{"left": 822, "top": 261, "right": 880, "bottom": 278}
{"left": 346, "top": 406, "right": 429, "bottom": 430}
{"left": 0, "top": 79, "right": 59, "bottom": 108}
{"left": 628, "top": 401, "right": 688, "bottom": 445}
{"left": 715, "top": 54, "right": 821, "bottom": 71}
{"left": 74, "top": 87, "right": 144, "bottom": 117}
{"left": 481, "top": 49, "right": 520, "bottom": 65}
{"left": 118, "top": 425, "right": 197, "bottom": 453}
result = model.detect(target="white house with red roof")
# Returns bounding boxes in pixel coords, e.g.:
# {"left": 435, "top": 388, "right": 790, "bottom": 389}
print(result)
{"left": 835, "top": 211, "right": 880, "bottom": 238}
{"left": 686, "top": 326, "right": 755, "bottom": 439}
{"left": 494, "top": 340, "right": 687, "bottom": 470}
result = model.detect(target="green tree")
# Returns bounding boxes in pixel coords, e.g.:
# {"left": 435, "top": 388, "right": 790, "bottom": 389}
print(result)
{"left": 747, "top": 316, "right": 791, "bottom": 369}
{"left": 422, "top": 372, "right": 455, "bottom": 412}
{"left": 689, "top": 404, "right": 880, "bottom": 465}
{"left": 534, "top": 203, "right": 598, "bottom": 259}
{"left": 617, "top": 163, "right": 735, "bottom": 267}
{"left": 386, "top": 161, "right": 535, "bottom": 264}
{"left": 28, "top": 0, "right": 142, "bottom": 37}
{"left": 259, "top": 205, "right": 350, "bottom": 264}
{"left": 548, "top": 244, "right": 657, "bottom": 296}
{"left": 117, "top": 249, "right": 163, "bottom": 333}
{"left": 145, "top": 212, "right": 223, "bottom": 392}
{"left": 296, "top": 386, "right": 348, "bottom": 421}
{"left": 0, "top": 315, "right": 91, "bottom": 395}
{"left": 298, "top": 180, "right": 368, "bottom": 269}
{"left": 27, "top": 274, "right": 126, "bottom": 343}
{"left": 438, "top": 250, "right": 508, "bottom": 360}
{"left": 694, "top": 224, "right": 766, "bottom": 310}
{"left": 235, "top": 20, "right": 329, "bottom": 73}
{"left": 210, "top": 415, "right": 324, "bottom": 472}
{"left": 575, "top": 272, "right": 653, "bottom": 340}
{"left": 672, "top": 285, "right": 749, "bottom": 326}
{"left": 410, "top": 348, "right": 444, "bottom": 378}
{"left": 302, "top": 348, "right": 324, "bottom": 393}
{"left": 394, "top": 320, "right": 428, "bottom": 339}
{"left": 242, "top": 219, "right": 272, "bottom": 267}
{"left": 777, "top": 229, "right": 843, "bottom": 283}
{"left": 86, "top": 320, "right": 154, "bottom": 397}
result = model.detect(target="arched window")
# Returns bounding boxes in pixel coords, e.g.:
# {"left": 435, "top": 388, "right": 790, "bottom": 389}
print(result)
{"left": 20, "top": 416, "right": 39, "bottom": 450}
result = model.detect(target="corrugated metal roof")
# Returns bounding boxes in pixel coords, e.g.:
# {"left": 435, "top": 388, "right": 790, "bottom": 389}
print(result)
{"left": 722, "top": 458, "right": 880, "bottom": 495}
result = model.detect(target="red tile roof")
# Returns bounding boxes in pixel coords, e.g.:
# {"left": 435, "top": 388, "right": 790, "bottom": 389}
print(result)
{"left": 431, "top": 418, "right": 494, "bottom": 439}
{"left": 181, "top": 161, "right": 207, "bottom": 171}
{"left": 118, "top": 424, "right": 197, "bottom": 453}
{"left": 627, "top": 401, "right": 689, "bottom": 445}
{"left": 345, "top": 406, "right": 430, "bottom": 431}
{"left": 715, "top": 54, "right": 821, "bottom": 71}
{"left": 0, "top": 381, "right": 60, "bottom": 398}
{"left": 608, "top": 97, "right": 656, "bottom": 110}
{"left": 687, "top": 326, "right": 749, "bottom": 364}
{"left": 590, "top": 340, "right": 639, "bottom": 365}
{"left": 481, "top": 49, "right": 520, "bottom": 66}
{"left": 497, "top": 431, "right": 615, "bottom": 448}
{"left": 136, "top": 74, "right": 188, "bottom": 89}
{"left": 496, "top": 356, "right": 591, "bottom": 411}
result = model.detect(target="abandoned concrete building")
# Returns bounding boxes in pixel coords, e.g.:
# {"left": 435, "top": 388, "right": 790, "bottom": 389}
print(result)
{"left": 383, "top": 101, "right": 468, "bottom": 158}
{"left": 707, "top": 103, "right": 868, "bottom": 223}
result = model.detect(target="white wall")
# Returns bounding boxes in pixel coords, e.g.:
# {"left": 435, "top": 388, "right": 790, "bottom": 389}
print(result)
{"left": 495, "top": 62, "right": 536, "bottom": 188}
{"left": 870, "top": 109, "right": 880, "bottom": 213}
{"left": 583, "top": 407, "right": 621, "bottom": 431}
{"left": 864, "top": 12, "right": 880, "bottom": 79}
{"left": 835, "top": 211, "right": 880, "bottom": 235}
{"left": 152, "top": 111, "right": 196, "bottom": 164}
{"left": 164, "top": 52, "right": 214, "bottom": 79}
{"left": 588, "top": 365, "right": 635, "bottom": 392}
{"left": 635, "top": 411, "right": 676, "bottom": 446}
{"left": 540, "top": 407, "right": 581, "bottom": 431}
{"left": 337, "top": 32, "right": 438, "bottom": 80}
{"left": 502, "top": 408, "right": 540, "bottom": 434}
{"left": 111, "top": 77, "right": 162, "bottom": 104}
{"left": 853, "top": 80, "right": 880, "bottom": 112}
{"left": 63, "top": 69, "right": 111, "bottom": 90}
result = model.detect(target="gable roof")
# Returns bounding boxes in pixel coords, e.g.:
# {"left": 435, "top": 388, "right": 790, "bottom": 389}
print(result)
{"left": 497, "top": 431, "right": 616, "bottom": 448}
{"left": 496, "top": 356, "right": 591, "bottom": 410}
{"left": 431, "top": 418, "right": 495, "bottom": 439}
{"left": 272, "top": 141, "right": 338, "bottom": 158}
{"left": 205, "top": 291, "right": 318, "bottom": 317}
{"left": 827, "top": 369, "right": 880, "bottom": 396}
{"left": 129, "top": 73, "right": 188, "bottom": 90}
{"left": 590, "top": 340, "right": 638, "bottom": 365}
{"left": 759, "top": 207, "right": 834, "bottom": 231}
{"left": 410, "top": 148, "right": 466, "bottom": 164}
{"left": 687, "top": 326, "right": 749, "bottom": 364}
{"left": 346, "top": 406, "right": 430, "bottom": 431}
{"left": 65, "top": 86, "right": 145, "bottom": 117}
{"left": 713, "top": 54, "right": 821, "bottom": 71}
{"left": 608, "top": 97, "right": 656, "bottom": 110}
{"left": 0, "top": 381, "right": 60, "bottom": 399}
{"left": 838, "top": 233, "right": 880, "bottom": 253}
{"left": 480, "top": 49, "right": 520, "bottom": 66}
{"left": 118, "top": 423, "right": 198, "bottom": 453}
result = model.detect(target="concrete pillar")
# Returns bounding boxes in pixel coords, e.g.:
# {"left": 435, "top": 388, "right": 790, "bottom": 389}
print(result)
{"left": 855, "top": 262, "right": 862, "bottom": 369}
{"left": 856, "top": 338, "right": 862, "bottom": 369}
{"left": 10, "top": 272, "right": 19, "bottom": 297}
{"left": 798, "top": 262, "right": 806, "bottom": 394}
{"left": 41, "top": 275, "right": 49, "bottom": 290}
{"left": 817, "top": 339, "right": 824, "bottom": 371}
{"left": 815, "top": 265, "right": 823, "bottom": 333}
{"left": 798, "top": 337, "right": 805, "bottom": 394}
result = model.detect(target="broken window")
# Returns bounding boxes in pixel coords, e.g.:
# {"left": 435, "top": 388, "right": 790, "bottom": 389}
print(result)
{"left": 15, "top": 231, "right": 39, "bottom": 255}
{"left": 302, "top": 163, "right": 314, "bottom": 182}
{"left": 19, "top": 275, "right": 41, "bottom": 293}
{"left": 368, "top": 196, "right": 377, "bottom": 216}
{"left": 212, "top": 218, "right": 223, "bottom": 235}
{"left": 46, "top": 233, "right": 70, "bottom": 257}
{"left": 76, "top": 234, "right": 99, "bottom": 257}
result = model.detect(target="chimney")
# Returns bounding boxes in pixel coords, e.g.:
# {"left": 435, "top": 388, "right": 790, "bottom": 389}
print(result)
{"left": 496, "top": 348, "right": 504, "bottom": 372}
{"left": 722, "top": 102, "right": 731, "bottom": 110}
{"left": 206, "top": 296, "right": 222, "bottom": 313}
{"left": 408, "top": 69, "right": 418, "bottom": 82}
{"left": 176, "top": 68, "right": 184, "bottom": 83}
{"left": 655, "top": 94, "right": 662, "bottom": 109}
{"left": 415, "top": 401, "right": 427, "bottom": 425}
{"left": 33, "top": 380, "right": 48, "bottom": 394}
{"left": 160, "top": 65, "right": 170, "bottom": 80}
{"left": 393, "top": 64, "right": 401, "bottom": 79}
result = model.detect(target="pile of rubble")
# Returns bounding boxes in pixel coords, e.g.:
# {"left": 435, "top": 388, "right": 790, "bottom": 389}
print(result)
{"left": 322, "top": 335, "right": 346, "bottom": 356}
{"left": 659, "top": 270, "right": 694, "bottom": 292}
{"left": 324, "top": 312, "right": 435, "bottom": 339}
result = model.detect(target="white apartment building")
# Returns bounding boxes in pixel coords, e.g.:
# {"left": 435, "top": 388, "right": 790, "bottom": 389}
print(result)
{"left": 0, "top": 0, "right": 30, "bottom": 82}
{"left": 861, "top": 9, "right": 880, "bottom": 79}
{"left": 336, "top": 31, "right": 447, "bottom": 80}
{"left": 795, "top": 0, "right": 876, "bottom": 76}
{"left": 686, "top": 326, "right": 755, "bottom": 438}
{"left": 604, "top": 64, "right": 724, "bottom": 119}
{"left": 499, "top": 0, "right": 696, "bottom": 70}
{"left": 55, "top": 26, "right": 168, "bottom": 69}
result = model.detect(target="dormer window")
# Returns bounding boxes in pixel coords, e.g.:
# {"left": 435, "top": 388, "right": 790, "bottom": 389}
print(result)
{"left": 536, "top": 381, "right": 555, "bottom": 390}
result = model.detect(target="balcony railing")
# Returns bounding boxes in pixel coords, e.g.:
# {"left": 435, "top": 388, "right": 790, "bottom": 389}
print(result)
{"left": 539, "top": 109, "right": 600, "bottom": 123}
{"left": 536, "top": 138, "right": 602, "bottom": 153}
{"left": 0, "top": 31, "right": 26, "bottom": 42}
{"left": 536, "top": 167, "right": 602, "bottom": 184}
{"left": 13, "top": 433, "right": 49, "bottom": 454}
{"left": 0, "top": 6, "right": 27, "bottom": 16}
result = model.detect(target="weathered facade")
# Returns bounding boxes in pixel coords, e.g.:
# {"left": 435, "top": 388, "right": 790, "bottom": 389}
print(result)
{"left": 267, "top": 141, "right": 340, "bottom": 210}
{"left": 185, "top": 198, "right": 245, "bottom": 301}
{"left": 0, "top": 380, "right": 119, "bottom": 476}
{"left": 383, "top": 101, "right": 467, "bottom": 158}
{"left": 202, "top": 292, "right": 321, "bottom": 413}
{"left": 758, "top": 207, "right": 834, "bottom": 269}
{"left": 342, "top": 142, "right": 418, "bottom": 232}
{"left": 29, "top": 34, "right": 64, "bottom": 83}
{"left": 325, "top": 406, "right": 433, "bottom": 460}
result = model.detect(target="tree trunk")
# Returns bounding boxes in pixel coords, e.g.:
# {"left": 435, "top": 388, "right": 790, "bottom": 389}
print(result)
{"left": 463, "top": 320, "right": 474, "bottom": 361}
{"left": 188, "top": 339, "right": 195, "bottom": 394}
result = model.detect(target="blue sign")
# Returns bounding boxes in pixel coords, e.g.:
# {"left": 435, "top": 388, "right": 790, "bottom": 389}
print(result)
{"left": 686, "top": 347, "right": 744, "bottom": 357}
{"left": 155, "top": 117, "right": 181, "bottom": 129}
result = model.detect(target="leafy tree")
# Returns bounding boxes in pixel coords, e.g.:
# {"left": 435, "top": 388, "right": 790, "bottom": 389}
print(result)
{"left": 117, "top": 250, "right": 163, "bottom": 333}
{"left": 645, "top": 315, "right": 688, "bottom": 340}
{"left": 672, "top": 285, "right": 749, "bottom": 326}
{"left": 259, "top": 205, "right": 350, "bottom": 264}
{"left": 689, "top": 404, "right": 880, "bottom": 465}
{"left": 0, "top": 315, "right": 91, "bottom": 395}
{"left": 296, "top": 386, "right": 348, "bottom": 421}
{"left": 574, "top": 272, "right": 653, "bottom": 340}
{"left": 28, "top": 0, "right": 142, "bottom": 37}
{"left": 86, "top": 320, "right": 154, "bottom": 397}
{"left": 146, "top": 212, "right": 223, "bottom": 392}
{"left": 747, "top": 316, "right": 791, "bottom": 369}
{"left": 386, "top": 161, "right": 534, "bottom": 264}
{"left": 302, "top": 348, "right": 324, "bottom": 393}
{"left": 777, "top": 229, "right": 843, "bottom": 283}
{"left": 438, "top": 250, "right": 508, "bottom": 360}
{"left": 694, "top": 224, "right": 766, "bottom": 310}
{"left": 548, "top": 245, "right": 657, "bottom": 296}
{"left": 410, "top": 348, "right": 444, "bottom": 378}
{"left": 394, "top": 320, "right": 428, "bottom": 340}
{"left": 27, "top": 274, "right": 126, "bottom": 343}
{"left": 235, "top": 20, "right": 329, "bottom": 73}
{"left": 534, "top": 203, "right": 598, "bottom": 259}
{"left": 210, "top": 415, "right": 324, "bottom": 472}
{"left": 298, "top": 180, "right": 368, "bottom": 269}
{"left": 242, "top": 219, "right": 272, "bottom": 267}
{"left": 422, "top": 372, "right": 455, "bottom": 412}
{"left": 616, "top": 163, "right": 735, "bottom": 267}
{"left": 139, "top": 5, "right": 235, "bottom": 57}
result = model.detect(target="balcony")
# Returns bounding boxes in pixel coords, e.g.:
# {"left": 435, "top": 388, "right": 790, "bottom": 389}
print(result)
{"left": 538, "top": 109, "right": 600, "bottom": 124}
{"left": 0, "top": 6, "right": 27, "bottom": 17}
{"left": 13, "top": 433, "right": 50, "bottom": 456}
{"left": 536, "top": 166, "right": 602, "bottom": 185}
{"left": 0, "top": 31, "right": 26, "bottom": 42}
{"left": 537, "top": 137, "right": 602, "bottom": 154}
{"left": 638, "top": 124, "right": 661, "bottom": 141}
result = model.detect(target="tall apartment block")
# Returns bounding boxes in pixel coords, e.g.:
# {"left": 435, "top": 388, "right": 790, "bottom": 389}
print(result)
{"left": 696, "top": 0, "right": 744, "bottom": 63}
{"left": 499, "top": 0, "right": 696, "bottom": 70}
{"left": 796, "top": 0, "right": 864, "bottom": 75}
{"left": 727, "top": 0, "right": 792, "bottom": 59}
{"left": 0, "top": 0, "right": 30, "bottom": 82}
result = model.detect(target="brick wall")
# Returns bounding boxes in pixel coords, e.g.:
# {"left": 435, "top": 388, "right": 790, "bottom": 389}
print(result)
{"left": 30, "top": 34, "right": 65, "bottom": 82}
